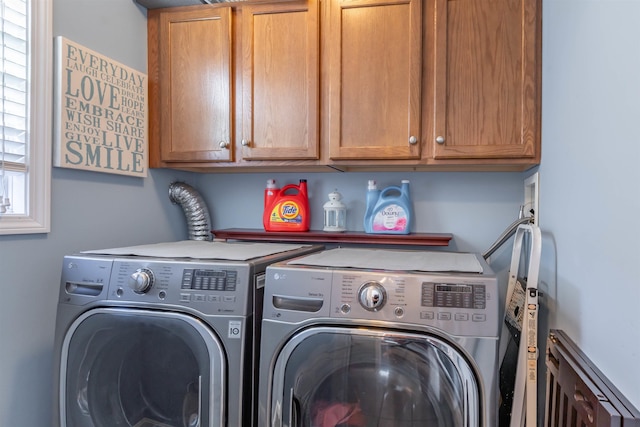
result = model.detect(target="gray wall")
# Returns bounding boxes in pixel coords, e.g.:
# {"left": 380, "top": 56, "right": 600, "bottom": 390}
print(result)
{"left": 0, "top": 1, "right": 193, "bottom": 426}
{"left": 0, "top": 0, "right": 637, "bottom": 426}
{"left": 198, "top": 171, "right": 524, "bottom": 253}
{"left": 538, "top": 0, "right": 640, "bottom": 408}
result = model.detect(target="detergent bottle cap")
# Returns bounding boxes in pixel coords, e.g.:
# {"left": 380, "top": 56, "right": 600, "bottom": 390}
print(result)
{"left": 266, "top": 179, "right": 277, "bottom": 189}
{"left": 367, "top": 180, "right": 377, "bottom": 190}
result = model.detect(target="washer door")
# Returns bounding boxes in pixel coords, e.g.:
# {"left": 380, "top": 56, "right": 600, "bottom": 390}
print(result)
{"left": 60, "top": 308, "right": 226, "bottom": 427}
{"left": 270, "top": 327, "right": 480, "bottom": 427}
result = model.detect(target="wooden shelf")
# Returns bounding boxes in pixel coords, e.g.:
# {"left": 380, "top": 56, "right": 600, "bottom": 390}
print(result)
{"left": 211, "top": 228, "right": 452, "bottom": 247}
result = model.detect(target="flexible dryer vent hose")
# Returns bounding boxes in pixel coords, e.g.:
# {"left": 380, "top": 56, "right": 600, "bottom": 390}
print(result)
{"left": 169, "top": 182, "right": 212, "bottom": 241}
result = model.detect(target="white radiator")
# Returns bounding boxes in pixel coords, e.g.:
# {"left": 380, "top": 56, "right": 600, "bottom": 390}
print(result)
{"left": 545, "top": 330, "right": 640, "bottom": 427}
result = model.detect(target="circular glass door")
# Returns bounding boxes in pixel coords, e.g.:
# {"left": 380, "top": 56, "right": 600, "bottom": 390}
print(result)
{"left": 60, "top": 308, "right": 226, "bottom": 427}
{"left": 271, "top": 328, "right": 479, "bottom": 427}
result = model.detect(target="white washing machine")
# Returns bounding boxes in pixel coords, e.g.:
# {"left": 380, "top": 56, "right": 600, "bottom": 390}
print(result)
{"left": 258, "top": 247, "right": 500, "bottom": 427}
{"left": 52, "top": 240, "right": 323, "bottom": 427}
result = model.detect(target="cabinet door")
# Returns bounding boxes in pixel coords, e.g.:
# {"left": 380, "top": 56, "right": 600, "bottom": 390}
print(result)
{"left": 241, "top": 1, "right": 319, "bottom": 160}
{"left": 159, "top": 8, "right": 233, "bottom": 163}
{"left": 327, "top": 0, "right": 422, "bottom": 160}
{"left": 431, "top": 0, "right": 540, "bottom": 160}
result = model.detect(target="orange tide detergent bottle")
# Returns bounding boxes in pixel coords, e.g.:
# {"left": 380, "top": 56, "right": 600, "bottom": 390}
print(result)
{"left": 263, "top": 179, "right": 310, "bottom": 231}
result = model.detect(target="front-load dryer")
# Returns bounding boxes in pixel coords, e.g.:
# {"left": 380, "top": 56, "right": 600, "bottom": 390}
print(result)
{"left": 53, "top": 240, "right": 323, "bottom": 427}
{"left": 258, "top": 247, "right": 500, "bottom": 427}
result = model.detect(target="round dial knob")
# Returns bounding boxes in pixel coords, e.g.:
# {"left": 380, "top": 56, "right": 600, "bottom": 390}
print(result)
{"left": 129, "top": 268, "right": 155, "bottom": 294}
{"left": 358, "top": 281, "right": 387, "bottom": 311}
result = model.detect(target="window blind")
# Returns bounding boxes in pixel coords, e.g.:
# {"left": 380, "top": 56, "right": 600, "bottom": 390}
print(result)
{"left": 0, "top": 0, "right": 28, "bottom": 214}
{"left": 1, "top": 0, "right": 27, "bottom": 164}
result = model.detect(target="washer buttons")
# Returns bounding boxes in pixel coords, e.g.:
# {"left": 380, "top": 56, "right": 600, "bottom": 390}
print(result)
{"left": 394, "top": 307, "right": 405, "bottom": 318}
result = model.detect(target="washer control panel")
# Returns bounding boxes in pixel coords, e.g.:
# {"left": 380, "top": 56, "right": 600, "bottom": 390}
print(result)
{"left": 112, "top": 260, "right": 249, "bottom": 315}
{"left": 181, "top": 268, "right": 238, "bottom": 292}
{"left": 60, "top": 255, "right": 252, "bottom": 316}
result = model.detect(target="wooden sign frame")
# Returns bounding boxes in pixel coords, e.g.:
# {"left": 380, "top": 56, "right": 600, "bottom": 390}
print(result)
{"left": 53, "top": 37, "right": 148, "bottom": 177}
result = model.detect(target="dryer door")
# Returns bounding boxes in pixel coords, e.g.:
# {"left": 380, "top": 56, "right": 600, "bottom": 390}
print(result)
{"left": 59, "top": 308, "right": 226, "bottom": 427}
{"left": 270, "top": 327, "right": 480, "bottom": 427}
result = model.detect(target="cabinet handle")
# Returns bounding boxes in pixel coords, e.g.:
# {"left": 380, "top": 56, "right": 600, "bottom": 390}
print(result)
{"left": 219, "top": 141, "right": 229, "bottom": 149}
{"left": 408, "top": 136, "right": 418, "bottom": 145}
{"left": 241, "top": 139, "right": 250, "bottom": 147}
{"left": 435, "top": 136, "right": 445, "bottom": 144}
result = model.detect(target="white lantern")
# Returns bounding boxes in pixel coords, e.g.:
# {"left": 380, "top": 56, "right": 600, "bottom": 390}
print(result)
{"left": 323, "top": 189, "right": 347, "bottom": 232}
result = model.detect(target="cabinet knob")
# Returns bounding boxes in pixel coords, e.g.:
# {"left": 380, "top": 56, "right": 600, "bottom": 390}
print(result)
{"left": 435, "top": 136, "right": 445, "bottom": 144}
{"left": 409, "top": 136, "right": 418, "bottom": 145}
{"left": 241, "top": 139, "right": 250, "bottom": 147}
{"left": 219, "top": 141, "right": 229, "bottom": 149}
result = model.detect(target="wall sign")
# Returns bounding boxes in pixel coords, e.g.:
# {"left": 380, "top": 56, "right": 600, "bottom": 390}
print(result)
{"left": 53, "top": 37, "right": 148, "bottom": 177}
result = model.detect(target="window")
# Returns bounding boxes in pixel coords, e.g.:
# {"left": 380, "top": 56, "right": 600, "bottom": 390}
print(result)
{"left": 0, "top": 0, "right": 51, "bottom": 234}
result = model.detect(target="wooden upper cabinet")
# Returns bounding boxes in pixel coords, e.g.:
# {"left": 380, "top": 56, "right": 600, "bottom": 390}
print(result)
{"left": 146, "top": 0, "right": 541, "bottom": 171}
{"left": 430, "top": 0, "right": 541, "bottom": 161}
{"left": 327, "top": 0, "right": 422, "bottom": 160}
{"left": 241, "top": 0, "right": 320, "bottom": 161}
{"left": 159, "top": 7, "right": 233, "bottom": 163}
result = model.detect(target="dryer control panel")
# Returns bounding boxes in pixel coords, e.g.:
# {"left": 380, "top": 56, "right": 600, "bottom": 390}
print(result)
{"left": 264, "top": 264, "right": 499, "bottom": 338}
{"left": 421, "top": 282, "right": 487, "bottom": 309}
